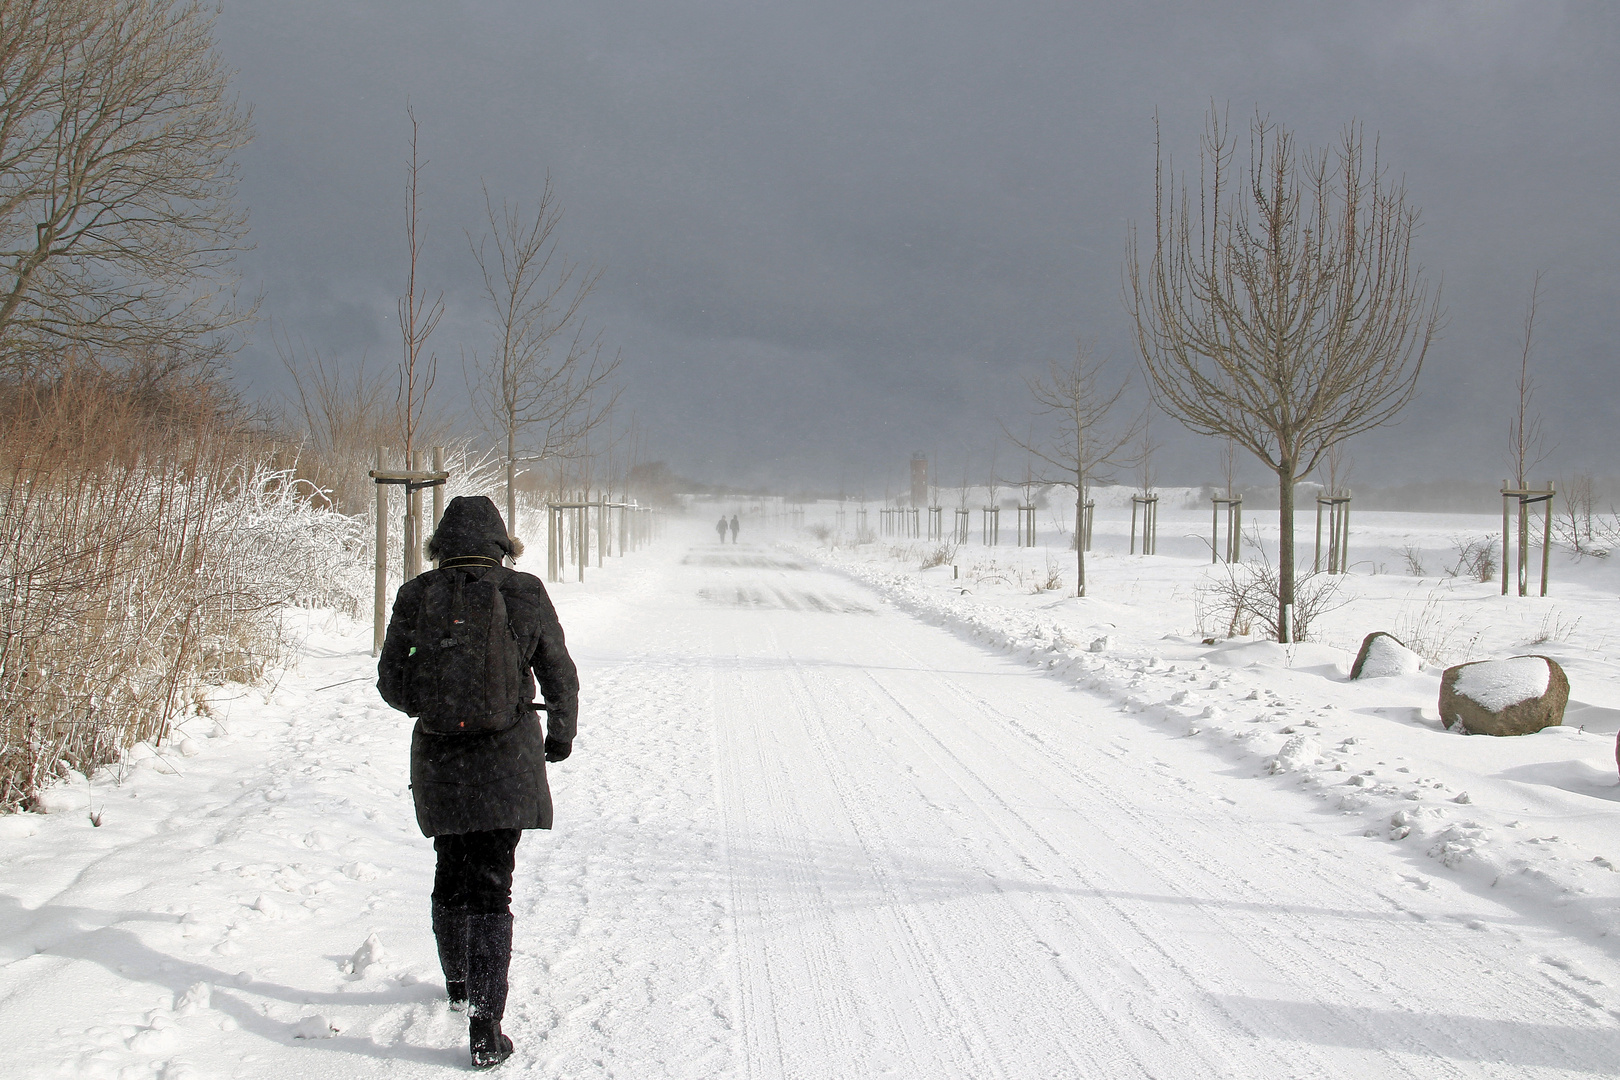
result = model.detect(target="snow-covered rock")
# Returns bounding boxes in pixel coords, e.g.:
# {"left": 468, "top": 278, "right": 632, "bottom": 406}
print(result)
{"left": 341, "top": 933, "right": 388, "bottom": 976}
{"left": 1269, "top": 735, "right": 1321, "bottom": 774}
{"left": 174, "top": 982, "right": 212, "bottom": 1016}
{"left": 1350, "top": 632, "right": 1423, "bottom": 679}
{"left": 290, "top": 1014, "right": 339, "bottom": 1039}
{"left": 1440, "top": 655, "right": 1568, "bottom": 736}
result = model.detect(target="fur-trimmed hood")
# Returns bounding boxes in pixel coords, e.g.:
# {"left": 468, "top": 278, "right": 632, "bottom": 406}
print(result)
{"left": 426, "top": 495, "right": 522, "bottom": 563}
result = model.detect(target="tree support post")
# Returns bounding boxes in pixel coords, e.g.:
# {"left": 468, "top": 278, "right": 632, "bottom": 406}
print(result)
{"left": 576, "top": 504, "right": 587, "bottom": 582}
{"left": 1313, "top": 493, "right": 1352, "bottom": 574}
{"left": 373, "top": 446, "right": 388, "bottom": 657}
{"left": 1212, "top": 496, "right": 1242, "bottom": 564}
{"left": 598, "top": 492, "right": 608, "bottom": 566}
{"left": 368, "top": 448, "right": 450, "bottom": 655}
{"left": 432, "top": 446, "right": 446, "bottom": 533}
{"left": 1501, "top": 482, "right": 1555, "bottom": 597}
{"left": 1017, "top": 505, "right": 1038, "bottom": 547}
{"left": 1130, "top": 494, "right": 1158, "bottom": 555}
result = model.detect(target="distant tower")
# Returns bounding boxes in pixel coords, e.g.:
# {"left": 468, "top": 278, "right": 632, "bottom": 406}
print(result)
{"left": 910, "top": 452, "right": 928, "bottom": 508}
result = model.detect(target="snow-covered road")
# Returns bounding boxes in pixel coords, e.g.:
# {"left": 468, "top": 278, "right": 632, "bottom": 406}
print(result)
{"left": 692, "top": 545, "right": 1620, "bottom": 1079}
{"left": 5, "top": 534, "right": 1620, "bottom": 1078}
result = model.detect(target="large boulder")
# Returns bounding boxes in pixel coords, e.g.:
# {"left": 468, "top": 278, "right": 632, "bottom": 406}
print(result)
{"left": 1351, "top": 632, "right": 1423, "bottom": 679}
{"left": 1439, "top": 655, "right": 1568, "bottom": 736}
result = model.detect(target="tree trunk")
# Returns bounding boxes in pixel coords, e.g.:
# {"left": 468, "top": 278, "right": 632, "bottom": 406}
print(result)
{"left": 506, "top": 427, "right": 517, "bottom": 534}
{"left": 1277, "top": 460, "right": 1296, "bottom": 643}
{"left": 1074, "top": 480, "right": 1087, "bottom": 598}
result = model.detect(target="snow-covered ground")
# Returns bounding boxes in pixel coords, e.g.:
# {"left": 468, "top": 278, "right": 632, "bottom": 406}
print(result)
{"left": 4, "top": 501, "right": 1620, "bottom": 1078}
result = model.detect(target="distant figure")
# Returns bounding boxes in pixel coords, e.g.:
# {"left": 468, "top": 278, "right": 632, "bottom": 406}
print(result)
{"left": 729, "top": 514, "right": 740, "bottom": 543}
{"left": 716, "top": 515, "right": 729, "bottom": 543}
{"left": 377, "top": 496, "right": 578, "bottom": 1070}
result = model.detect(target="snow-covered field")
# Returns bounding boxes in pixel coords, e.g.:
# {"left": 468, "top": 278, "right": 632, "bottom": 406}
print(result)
{"left": 4, "top": 500, "right": 1620, "bottom": 1078}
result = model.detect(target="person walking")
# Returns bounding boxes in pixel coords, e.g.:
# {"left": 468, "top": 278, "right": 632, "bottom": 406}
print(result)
{"left": 729, "top": 513, "right": 740, "bottom": 543}
{"left": 377, "top": 495, "right": 578, "bottom": 1070}
{"left": 716, "top": 514, "right": 729, "bottom": 543}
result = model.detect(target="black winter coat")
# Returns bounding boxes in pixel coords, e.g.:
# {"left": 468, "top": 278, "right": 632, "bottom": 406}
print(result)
{"left": 378, "top": 562, "right": 578, "bottom": 836}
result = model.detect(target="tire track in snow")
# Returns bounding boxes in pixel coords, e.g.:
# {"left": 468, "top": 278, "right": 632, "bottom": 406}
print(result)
{"left": 762, "top": 627, "right": 1017, "bottom": 1080}
{"left": 862, "top": 626, "right": 1608, "bottom": 1078}
{"left": 883, "top": 645, "right": 1610, "bottom": 1077}
{"left": 714, "top": 634, "right": 874, "bottom": 1079}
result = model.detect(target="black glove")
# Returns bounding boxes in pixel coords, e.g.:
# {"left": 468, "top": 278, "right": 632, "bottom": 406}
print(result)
{"left": 544, "top": 737, "right": 572, "bottom": 763}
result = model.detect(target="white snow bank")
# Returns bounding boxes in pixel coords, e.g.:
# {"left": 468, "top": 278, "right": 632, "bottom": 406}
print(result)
{"left": 1453, "top": 656, "right": 1552, "bottom": 710}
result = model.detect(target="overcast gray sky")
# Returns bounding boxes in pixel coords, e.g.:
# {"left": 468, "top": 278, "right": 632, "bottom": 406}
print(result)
{"left": 217, "top": 1, "right": 1620, "bottom": 493}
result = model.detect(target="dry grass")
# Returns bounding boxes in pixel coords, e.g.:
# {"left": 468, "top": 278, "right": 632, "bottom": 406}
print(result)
{"left": 1394, "top": 588, "right": 1484, "bottom": 667}
{"left": 0, "top": 370, "right": 382, "bottom": 811}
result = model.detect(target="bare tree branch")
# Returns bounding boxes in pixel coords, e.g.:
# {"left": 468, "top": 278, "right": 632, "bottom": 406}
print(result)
{"left": 0, "top": 0, "right": 254, "bottom": 379}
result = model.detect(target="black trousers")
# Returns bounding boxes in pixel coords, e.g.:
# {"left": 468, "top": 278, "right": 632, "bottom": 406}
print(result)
{"left": 432, "top": 828, "right": 522, "bottom": 914}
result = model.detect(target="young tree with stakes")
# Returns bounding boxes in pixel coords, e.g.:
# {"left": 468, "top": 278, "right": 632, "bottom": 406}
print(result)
{"left": 1508, "top": 269, "right": 1550, "bottom": 491}
{"left": 1127, "top": 107, "right": 1442, "bottom": 641}
{"left": 397, "top": 107, "right": 441, "bottom": 461}
{"left": 1004, "top": 343, "right": 1138, "bottom": 597}
{"left": 468, "top": 179, "right": 619, "bottom": 530}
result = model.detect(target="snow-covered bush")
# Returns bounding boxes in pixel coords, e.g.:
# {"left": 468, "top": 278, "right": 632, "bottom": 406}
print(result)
{"left": 1447, "top": 535, "right": 1497, "bottom": 582}
{"left": 1196, "top": 558, "right": 1344, "bottom": 642}
{"left": 0, "top": 381, "right": 509, "bottom": 812}
{"left": 0, "top": 446, "right": 381, "bottom": 810}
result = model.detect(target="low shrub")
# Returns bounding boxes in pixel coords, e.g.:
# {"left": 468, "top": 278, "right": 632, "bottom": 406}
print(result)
{"left": 1195, "top": 556, "right": 1344, "bottom": 642}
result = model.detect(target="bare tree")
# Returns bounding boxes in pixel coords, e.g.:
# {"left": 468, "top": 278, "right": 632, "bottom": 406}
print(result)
{"left": 1320, "top": 440, "right": 1350, "bottom": 496}
{"left": 277, "top": 333, "right": 392, "bottom": 514}
{"left": 396, "top": 108, "right": 441, "bottom": 460}
{"left": 467, "top": 179, "right": 619, "bottom": 528}
{"left": 1135, "top": 415, "right": 1161, "bottom": 496}
{"left": 1128, "top": 107, "right": 1441, "bottom": 640}
{"left": 985, "top": 444, "right": 1001, "bottom": 509}
{"left": 1004, "top": 343, "right": 1137, "bottom": 597}
{"left": 0, "top": 0, "right": 254, "bottom": 378}
{"left": 1508, "top": 269, "right": 1550, "bottom": 489}
{"left": 1218, "top": 435, "right": 1239, "bottom": 498}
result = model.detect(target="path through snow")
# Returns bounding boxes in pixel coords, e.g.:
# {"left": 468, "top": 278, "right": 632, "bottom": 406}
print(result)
{"left": 3, "top": 532, "right": 1619, "bottom": 1077}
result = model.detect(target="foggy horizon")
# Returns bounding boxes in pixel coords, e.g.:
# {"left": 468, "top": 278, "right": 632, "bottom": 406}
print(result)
{"left": 217, "top": 2, "right": 1620, "bottom": 497}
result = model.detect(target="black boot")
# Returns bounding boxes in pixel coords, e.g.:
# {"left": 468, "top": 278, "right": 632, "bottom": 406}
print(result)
{"left": 467, "top": 911, "right": 514, "bottom": 1069}
{"left": 431, "top": 899, "right": 469, "bottom": 1011}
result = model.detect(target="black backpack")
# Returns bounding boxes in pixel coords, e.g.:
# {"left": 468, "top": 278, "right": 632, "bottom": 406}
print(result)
{"left": 407, "top": 565, "right": 531, "bottom": 734}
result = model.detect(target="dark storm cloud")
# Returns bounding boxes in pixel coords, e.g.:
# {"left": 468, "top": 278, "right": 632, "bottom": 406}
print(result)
{"left": 218, "top": 2, "right": 1620, "bottom": 490}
